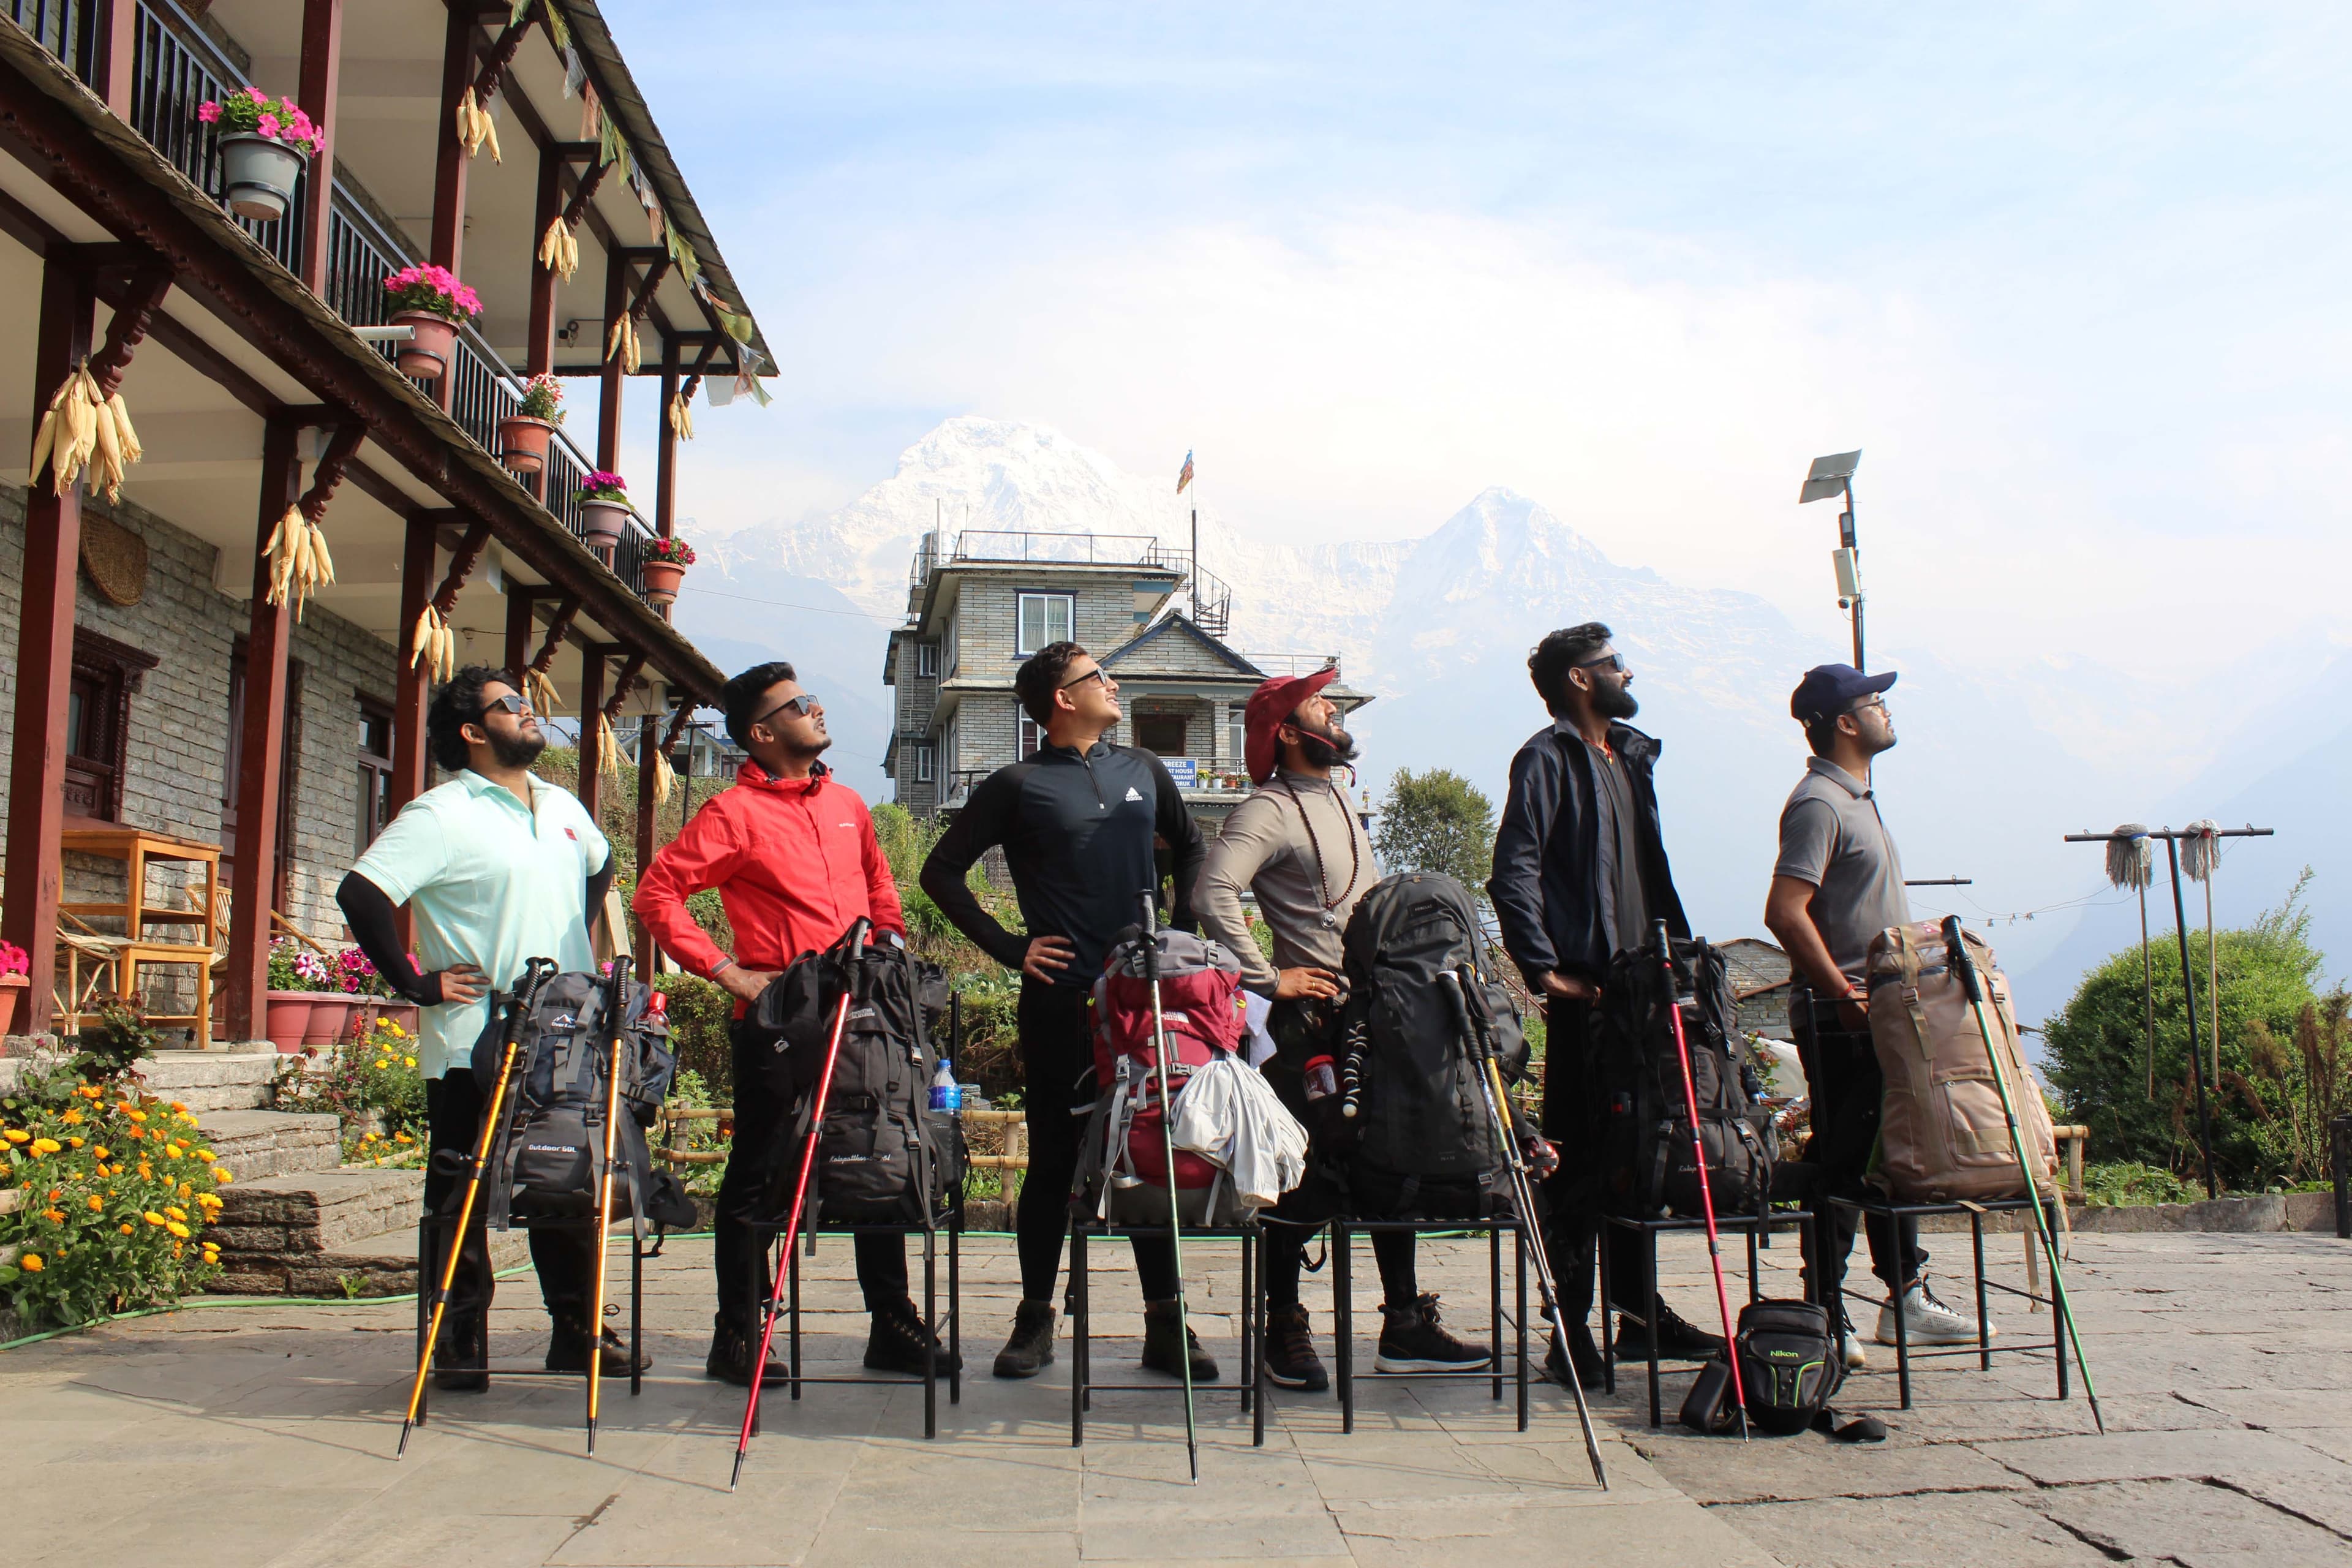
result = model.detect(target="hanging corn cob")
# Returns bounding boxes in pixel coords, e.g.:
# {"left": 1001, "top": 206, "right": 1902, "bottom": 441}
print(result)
{"left": 261, "top": 500, "right": 337, "bottom": 620}
{"left": 525, "top": 664, "right": 562, "bottom": 717}
{"left": 667, "top": 386, "right": 694, "bottom": 440}
{"left": 29, "top": 358, "right": 104, "bottom": 497}
{"left": 454, "top": 86, "right": 501, "bottom": 162}
{"left": 538, "top": 214, "right": 581, "bottom": 282}
{"left": 410, "top": 604, "right": 458, "bottom": 681}
{"left": 653, "top": 744, "right": 677, "bottom": 810}
{"left": 597, "top": 710, "right": 623, "bottom": 786}
{"left": 605, "top": 311, "right": 641, "bottom": 375}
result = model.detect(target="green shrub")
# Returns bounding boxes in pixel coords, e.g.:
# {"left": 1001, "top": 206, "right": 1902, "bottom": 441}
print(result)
{"left": 2080, "top": 1161, "right": 2195, "bottom": 1207}
{"left": 274, "top": 1016, "right": 427, "bottom": 1165}
{"left": 654, "top": 973, "right": 736, "bottom": 1099}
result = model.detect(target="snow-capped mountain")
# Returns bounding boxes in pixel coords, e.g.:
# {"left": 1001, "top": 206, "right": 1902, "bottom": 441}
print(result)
{"left": 677, "top": 417, "right": 2344, "bottom": 1025}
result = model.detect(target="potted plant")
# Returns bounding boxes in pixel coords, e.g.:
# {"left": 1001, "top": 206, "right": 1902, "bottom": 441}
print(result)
{"left": 336, "top": 948, "right": 418, "bottom": 1040}
{"left": 578, "top": 470, "right": 633, "bottom": 550}
{"left": 0, "top": 941, "right": 28, "bottom": 1038}
{"left": 641, "top": 535, "right": 695, "bottom": 610}
{"left": 198, "top": 88, "right": 323, "bottom": 222}
{"left": 263, "top": 938, "right": 331, "bottom": 1054}
{"left": 380, "top": 263, "right": 482, "bottom": 383}
{"left": 500, "top": 372, "right": 564, "bottom": 477}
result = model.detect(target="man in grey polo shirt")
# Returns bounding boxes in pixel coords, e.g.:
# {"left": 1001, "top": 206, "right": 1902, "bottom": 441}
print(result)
{"left": 1764, "top": 663, "right": 1988, "bottom": 1362}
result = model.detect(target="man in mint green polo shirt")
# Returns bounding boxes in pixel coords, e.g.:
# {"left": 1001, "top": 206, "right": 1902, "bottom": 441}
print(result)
{"left": 337, "top": 666, "right": 634, "bottom": 1388}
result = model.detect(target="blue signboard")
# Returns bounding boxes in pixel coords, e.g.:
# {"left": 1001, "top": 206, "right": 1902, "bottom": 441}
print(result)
{"left": 1165, "top": 758, "right": 1199, "bottom": 789}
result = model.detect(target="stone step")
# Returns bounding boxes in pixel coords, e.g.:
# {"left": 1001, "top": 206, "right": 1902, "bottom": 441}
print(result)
{"left": 140, "top": 1050, "right": 282, "bottom": 1112}
{"left": 211, "top": 1167, "right": 427, "bottom": 1268}
{"left": 271, "top": 1222, "right": 533, "bottom": 1298}
{"left": 190, "top": 1108, "right": 342, "bottom": 1179}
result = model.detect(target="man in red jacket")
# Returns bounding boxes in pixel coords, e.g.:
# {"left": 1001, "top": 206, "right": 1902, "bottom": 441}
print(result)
{"left": 635, "top": 661, "right": 954, "bottom": 1385}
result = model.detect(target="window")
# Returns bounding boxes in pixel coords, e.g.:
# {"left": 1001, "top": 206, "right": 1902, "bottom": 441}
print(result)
{"left": 1134, "top": 711, "right": 1186, "bottom": 758}
{"left": 1017, "top": 592, "right": 1075, "bottom": 655}
{"left": 944, "top": 614, "right": 959, "bottom": 676}
{"left": 1227, "top": 704, "right": 1246, "bottom": 769}
{"left": 916, "top": 642, "right": 939, "bottom": 678}
{"left": 66, "top": 629, "right": 157, "bottom": 821}
{"left": 914, "top": 742, "right": 935, "bottom": 783}
{"left": 357, "top": 697, "right": 394, "bottom": 853}
{"left": 1020, "top": 714, "right": 1043, "bottom": 760}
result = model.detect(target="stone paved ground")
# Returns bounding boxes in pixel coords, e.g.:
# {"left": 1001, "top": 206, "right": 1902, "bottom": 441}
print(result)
{"left": 1, "top": 1225, "right": 2346, "bottom": 1565}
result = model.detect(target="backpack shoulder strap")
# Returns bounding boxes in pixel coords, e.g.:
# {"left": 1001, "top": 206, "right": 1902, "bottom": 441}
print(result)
{"left": 1893, "top": 925, "right": 1934, "bottom": 1062}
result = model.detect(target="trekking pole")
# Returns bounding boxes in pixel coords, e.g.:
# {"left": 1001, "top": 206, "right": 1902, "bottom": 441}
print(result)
{"left": 1439, "top": 971, "right": 1608, "bottom": 1488}
{"left": 1653, "top": 921, "right": 1748, "bottom": 1441}
{"left": 1939, "top": 915, "right": 2105, "bottom": 1434}
{"left": 729, "top": 918, "right": 872, "bottom": 1491}
{"left": 1139, "top": 891, "right": 1199, "bottom": 1484}
{"left": 585, "top": 957, "right": 635, "bottom": 1455}
{"left": 398, "top": 957, "right": 557, "bottom": 1457}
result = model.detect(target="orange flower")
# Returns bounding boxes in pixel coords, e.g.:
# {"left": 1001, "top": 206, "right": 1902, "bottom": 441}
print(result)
{"left": 92, "top": 1146, "right": 110, "bottom": 1159}
{"left": 46, "top": 1189, "right": 61, "bottom": 1202}
{"left": 118, "top": 1223, "right": 134, "bottom": 1235}
{"left": 86, "top": 1194, "right": 103, "bottom": 1212}
{"left": 61, "top": 1108, "right": 82, "bottom": 1125}
{"left": 19, "top": 1253, "right": 42, "bottom": 1272}
{"left": 43, "top": 1208, "right": 65, "bottom": 1223}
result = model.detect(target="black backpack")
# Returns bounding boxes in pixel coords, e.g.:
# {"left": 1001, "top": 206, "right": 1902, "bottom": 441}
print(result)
{"left": 751, "top": 929, "right": 966, "bottom": 1227}
{"left": 1679, "top": 1300, "right": 1842, "bottom": 1436}
{"left": 473, "top": 965, "right": 679, "bottom": 1233}
{"left": 1316, "top": 872, "right": 1529, "bottom": 1221}
{"left": 1590, "top": 935, "right": 1774, "bottom": 1219}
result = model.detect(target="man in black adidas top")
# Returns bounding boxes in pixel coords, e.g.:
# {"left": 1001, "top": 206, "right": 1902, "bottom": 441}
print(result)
{"left": 921, "top": 640, "right": 1211, "bottom": 1383}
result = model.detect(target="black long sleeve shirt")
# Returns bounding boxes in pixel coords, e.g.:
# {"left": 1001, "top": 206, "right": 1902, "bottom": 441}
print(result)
{"left": 335, "top": 861, "right": 613, "bottom": 1005}
{"left": 920, "top": 739, "right": 1205, "bottom": 987}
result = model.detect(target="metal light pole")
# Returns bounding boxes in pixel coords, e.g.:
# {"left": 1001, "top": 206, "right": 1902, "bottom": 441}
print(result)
{"left": 1799, "top": 450, "right": 1865, "bottom": 669}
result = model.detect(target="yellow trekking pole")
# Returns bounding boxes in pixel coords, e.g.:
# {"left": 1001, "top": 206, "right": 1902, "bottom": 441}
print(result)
{"left": 398, "top": 957, "right": 556, "bottom": 1457}
{"left": 585, "top": 959, "right": 632, "bottom": 1454}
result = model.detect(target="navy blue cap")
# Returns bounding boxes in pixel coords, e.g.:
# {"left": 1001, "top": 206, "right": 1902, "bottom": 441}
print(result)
{"left": 1791, "top": 663, "right": 1897, "bottom": 723}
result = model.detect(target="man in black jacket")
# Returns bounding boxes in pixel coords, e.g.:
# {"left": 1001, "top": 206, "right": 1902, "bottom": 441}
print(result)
{"left": 1488, "top": 622, "right": 1721, "bottom": 1387}
{"left": 921, "top": 641, "right": 1212, "bottom": 1383}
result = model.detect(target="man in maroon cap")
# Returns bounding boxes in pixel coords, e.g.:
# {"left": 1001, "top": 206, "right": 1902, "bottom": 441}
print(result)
{"left": 1196, "top": 668, "right": 1491, "bottom": 1391}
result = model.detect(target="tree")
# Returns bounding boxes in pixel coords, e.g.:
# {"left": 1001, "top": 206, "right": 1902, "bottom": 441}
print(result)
{"left": 1376, "top": 767, "right": 1497, "bottom": 890}
{"left": 2043, "top": 874, "right": 2335, "bottom": 1189}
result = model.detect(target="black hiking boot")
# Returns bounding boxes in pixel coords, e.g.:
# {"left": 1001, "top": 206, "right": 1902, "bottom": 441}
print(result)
{"left": 432, "top": 1314, "right": 488, "bottom": 1392}
{"left": 1264, "top": 1303, "right": 1329, "bottom": 1391}
{"left": 704, "top": 1313, "right": 788, "bottom": 1387}
{"left": 1142, "top": 1298, "right": 1219, "bottom": 1381}
{"left": 992, "top": 1299, "right": 1057, "bottom": 1379}
{"left": 864, "top": 1297, "right": 963, "bottom": 1377}
{"left": 1374, "top": 1293, "right": 1492, "bottom": 1373}
{"left": 1613, "top": 1299, "right": 1725, "bottom": 1360}
{"left": 1544, "top": 1322, "right": 1606, "bottom": 1390}
{"left": 546, "top": 1313, "right": 651, "bottom": 1376}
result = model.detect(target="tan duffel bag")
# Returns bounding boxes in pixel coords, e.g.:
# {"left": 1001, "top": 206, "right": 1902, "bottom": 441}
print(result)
{"left": 1864, "top": 921, "right": 2058, "bottom": 1202}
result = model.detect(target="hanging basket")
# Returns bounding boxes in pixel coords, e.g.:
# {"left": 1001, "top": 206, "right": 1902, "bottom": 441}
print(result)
{"left": 580, "top": 497, "right": 631, "bottom": 550}
{"left": 219, "top": 132, "right": 306, "bottom": 221}
{"left": 390, "top": 310, "right": 458, "bottom": 382}
{"left": 641, "top": 559, "right": 686, "bottom": 608}
{"left": 498, "top": 414, "right": 556, "bottom": 475}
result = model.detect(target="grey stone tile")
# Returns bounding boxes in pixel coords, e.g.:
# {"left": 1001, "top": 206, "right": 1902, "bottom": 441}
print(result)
{"left": 1714, "top": 1490, "right": 2132, "bottom": 1567}
{"left": 2022, "top": 1476, "right": 2352, "bottom": 1567}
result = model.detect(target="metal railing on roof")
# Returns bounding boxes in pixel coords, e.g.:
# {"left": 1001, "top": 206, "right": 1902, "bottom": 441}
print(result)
{"left": 1236, "top": 652, "right": 1343, "bottom": 680}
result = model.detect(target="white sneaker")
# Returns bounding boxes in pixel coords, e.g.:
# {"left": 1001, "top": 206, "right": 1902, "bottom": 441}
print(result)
{"left": 1874, "top": 1278, "right": 1993, "bottom": 1347}
{"left": 1840, "top": 1315, "right": 1869, "bottom": 1370}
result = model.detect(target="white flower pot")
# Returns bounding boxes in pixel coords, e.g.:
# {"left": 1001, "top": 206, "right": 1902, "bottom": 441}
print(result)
{"left": 219, "top": 132, "right": 306, "bottom": 222}
{"left": 580, "top": 497, "right": 631, "bottom": 550}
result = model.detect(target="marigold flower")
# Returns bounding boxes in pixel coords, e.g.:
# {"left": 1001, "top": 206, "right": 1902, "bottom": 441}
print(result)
{"left": 170, "top": 1102, "right": 187, "bottom": 1114}
{"left": 137, "top": 1164, "right": 154, "bottom": 1180}
{"left": 197, "top": 1193, "right": 222, "bottom": 1211}
{"left": 92, "top": 1147, "right": 109, "bottom": 1159}
{"left": 43, "top": 1208, "right": 65, "bottom": 1223}
{"left": 386, "top": 1022, "right": 406, "bottom": 1038}
{"left": 126, "top": 1110, "right": 145, "bottom": 1123}
{"left": 47, "top": 1189, "right": 61, "bottom": 1202}
{"left": 404, "top": 1057, "right": 417, "bottom": 1069}
{"left": 166, "top": 1206, "right": 187, "bottom": 1223}
{"left": 394, "top": 1132, "right": 413, "bottom": 1144}
{"left": 124, "top": 1128, "right": 143, "bottom": 1141}
{"left": 19, "top": 1253, "right": 41, "bottom": 1272}
{"left": 173, "top": 1241, "right": 184, "bottom": 1257}
{"left": 196, "top": 1150, "right": 215, "bottom": 1163}
{"left": 86, "top": 1195, "right": 103, "bottom": 1212}
{"left": 213, "top": 1168, "right": 233, "bottom": 1184}
{"left": 2, "top": 1129, "right": 26, "bottom": 1143}
{"left": 177, "top": 1183, "right": 193, "bottom": 1200}
{"left": 61, "top": 1108, "right": 82, "bottom": 1125}
{"left": 144, "top": 1210, "right": 166, "bottom": 1226}
{"left": 118, "top": 1224, "right": 135, "bottom": 1235}
{"left": 30, "top": 1138, "right": 61, "bottom": 1155}
{"left": 77, "top": 1085, "right": 100, "bottom": 1099}
{"left": 165, "top": 1221, "right": 191, "bottom": 1239}
{"left": 64, "top": 1137, "right": 84, "bottom": 1148}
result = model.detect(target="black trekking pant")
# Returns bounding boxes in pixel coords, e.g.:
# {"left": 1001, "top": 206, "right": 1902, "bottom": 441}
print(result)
{"left": 1790, "top": 988, "right": 1926, "bottom": 1312}
{"left": 424, "top": 1070, "right": 594, "bottom": 1322}
{"left": 1258, "top": 998, "right": 1417, "bottom": 1313}
{"left": 1540, "top": 998, "right": 1653, "bottom": 1324}
{"left": 1017, "top": 979, "right": 1180, "bottom": 1303}
{"left": 714, "top": 1020, "right": 910, "bottom": 1327}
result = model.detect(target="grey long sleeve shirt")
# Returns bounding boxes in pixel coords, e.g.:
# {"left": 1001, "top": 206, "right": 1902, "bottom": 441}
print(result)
{"left": 1196, "top": 770, "right": 1379, "bottom": 996}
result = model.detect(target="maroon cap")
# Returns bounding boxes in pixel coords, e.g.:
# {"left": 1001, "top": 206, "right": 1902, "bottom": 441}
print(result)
{"left": 1245, "top": 666, "right": 1341, "bottom": 784}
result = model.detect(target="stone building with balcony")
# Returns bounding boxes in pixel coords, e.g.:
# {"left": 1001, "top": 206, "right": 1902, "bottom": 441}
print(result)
{"left": 1, "top": 0, "right": 771, "bottom": 1047}
{"left": 881, "top": 528, "right": 1370, "bottom": 835}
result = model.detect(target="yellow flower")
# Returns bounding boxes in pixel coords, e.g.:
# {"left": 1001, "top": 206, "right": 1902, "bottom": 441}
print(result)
{"left": 64, "top": 1136, "right": 84, "bottom": 1148}
{"left": 170, "top": 1102, "right": 188, "bottom": 1114}
{"left": 386, "top": 1022, "right": 406, "bottom": 1038}
{"left": 137, "top": 1163, "right": 153, "bottom": 1180}
{"left": 212, "top": 1168, "right": 233, "bottom": 1185}
{"left": 29, "top": 1138, "right": 61, "bottom": 1156}
{"left": 166, "top": 1206, "right": 187, "bottom": 1223}
{"left": 177, "top": 1183, "right": 194, "bottom": 1200}
{"left": 394, "top": 1132, "right": 413, "bottom": 1144}
{"left": 19, "top": 1253, "right": 41, "bottom": 1272}
{"left": 360, "top": 1132, "right": 377, "bottom": 1144}
{"left": 195, "top": 1150, "right": 215, "bottom": 1163}
{"left": 124, "top": 1127, "right": 143, "bottom": 1141}
{"left": 404, "top": 1057, "right": 417, "bottom": 1069}
{"left": 143, "top": 1211, "right": 166, "bottom": 1226}
{"left": 172, "top": 1241, "right": 184, "bottom": 1257}
{"left": 165, "top": 1221, "right": 190, "bottom": 1240}
{"left": 86, "top": 1195, "right": 103, "bottom": 1212}
{"left": 77, "top": 1085, "right": 100, "bottom": 1099}
{"left": 2, "top": 1129, "right": 26, "bottom": 1143}
{"left": 61, "top": 1108, "right": 83, "bottom": 1125}
{"left": 92, "top": 1146, "right": 110, "bottom": 1160}
{"left": 196, "top": 1193, "right": 222, "bottom": 1211}
{"left": 126, "top": 1110, "right": 146, "bottom": 1123}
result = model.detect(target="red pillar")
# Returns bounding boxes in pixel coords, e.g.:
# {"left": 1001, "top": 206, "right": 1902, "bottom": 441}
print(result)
{"left": 576, "top": 646, "right": 606, "bottom": 821}
{"left": 654, "top": 335, "right": 679, "bottom": 538}
{"left": 428, "top": 5, "right": 474, "bottom": 410}
{"left": 295, "top": 0, "right": 344, "bottom": 295}
{"left": 527, "top": 148, "right": 563, "bottom": 380}
{"left": 224, "top": 417, "right": 303, "bottom": 1039}
{"left": 503, "top": 586, "right": 538, "bottom": 677}
{"left": 634, "top": 713, "right": 658, "bottom": 981}
{"left": 597, "top": 255, "right": 627, "bottom": 472}
{"left": 1, "top": 254, "right": 94, "bottom": 1038}
{"left": 391, "top": 514, "right": 439, "bottom": 810}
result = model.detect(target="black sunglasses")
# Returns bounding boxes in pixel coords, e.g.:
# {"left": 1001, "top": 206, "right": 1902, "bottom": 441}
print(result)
{"left": 1059, "top": 668, "right": 1112, "bottom": 692}
{"left": 750, "top": 693, "right": 821, "bottom": 730}
{"left": 482, "top": 693, "right": 535, "bottom": 717}
{"left": 1577, "top": 653, "right": 1627, "bottom": 674}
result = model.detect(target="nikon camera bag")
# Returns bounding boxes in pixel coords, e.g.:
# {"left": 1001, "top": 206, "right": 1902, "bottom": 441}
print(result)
{"left": 1736, "top": 1299, "right": 1841, "bottom": 1434}
{"left": 1593, "top": 935, "right": 1773, "bottom": 1218}
{"left": 1319, "top": 872, "right": 1529, "bottom": 1221}
{"left": 474, "top": 967, "right": 676, "bottom": 1231}
{"left": 1865, "top": 921, "right": 2058, "bottom": 1202}
{"left": 753, "top": 929, "right": 965, "bottom": 1227}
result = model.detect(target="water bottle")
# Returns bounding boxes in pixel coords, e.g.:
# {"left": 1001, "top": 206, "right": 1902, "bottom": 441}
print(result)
{"left": 928, "top": 1057, "right": 962, "bottom": 1114}
{"left": 1303, "top": 1055, "right": 1338, "bottom": 1101}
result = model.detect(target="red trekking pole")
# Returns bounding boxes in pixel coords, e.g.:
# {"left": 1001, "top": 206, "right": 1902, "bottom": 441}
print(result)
{"left": 1654, "top": 920, "right": 1747, "bottom": 1440}
{"left": 729, "top": 919, "right": 870, "bottom": 1491}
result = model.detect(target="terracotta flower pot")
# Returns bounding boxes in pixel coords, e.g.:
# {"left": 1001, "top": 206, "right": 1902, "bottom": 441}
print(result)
{"left": 0, "top": 973, "right": 27, "bottom": 1038}
{"left": 382, "top": 1001, "right": 421, "bottom": 1039}
{"left": 499, "top": 414, "right": 556, "bottom": 475}
{"left": 303, "top": 995, "right": 353, "bottom": 1049}
{"left": 219, "top": 132, "right": 306, "bottom": 222}
{"left": 641, "top": 559, "right": 687, "bottom": 608}
{"left": 391, "top": 309, "right": 458, "bottom": 382}
{"left": 580, "top": 497, "right": 631, "bottom": 550}
{"left": 264, "top": 990, "right": 315, "bottom": 1054}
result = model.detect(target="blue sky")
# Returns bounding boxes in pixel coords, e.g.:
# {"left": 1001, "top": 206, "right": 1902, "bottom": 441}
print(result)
{"left": 612, "top": 3, "right": 2352, "bottom": 670}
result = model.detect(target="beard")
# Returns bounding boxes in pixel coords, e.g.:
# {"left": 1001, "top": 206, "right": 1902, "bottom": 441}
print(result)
{"left": 487, "top": 725, "right": 547, "bottom": 769}
{"left": 1594, "top": 683, "right": 1640, "bottom": 721}
{"left": 1865, "top": 725, "right": 1898, "bottom": 756}
{"left": 1296, "top": 721, "right": 1359, "bottom": 770}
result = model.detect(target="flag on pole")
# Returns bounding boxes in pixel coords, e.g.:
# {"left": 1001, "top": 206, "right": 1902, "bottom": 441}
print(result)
{"left": 1175, "top": 450, "right": 1194, "bottom": 494}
